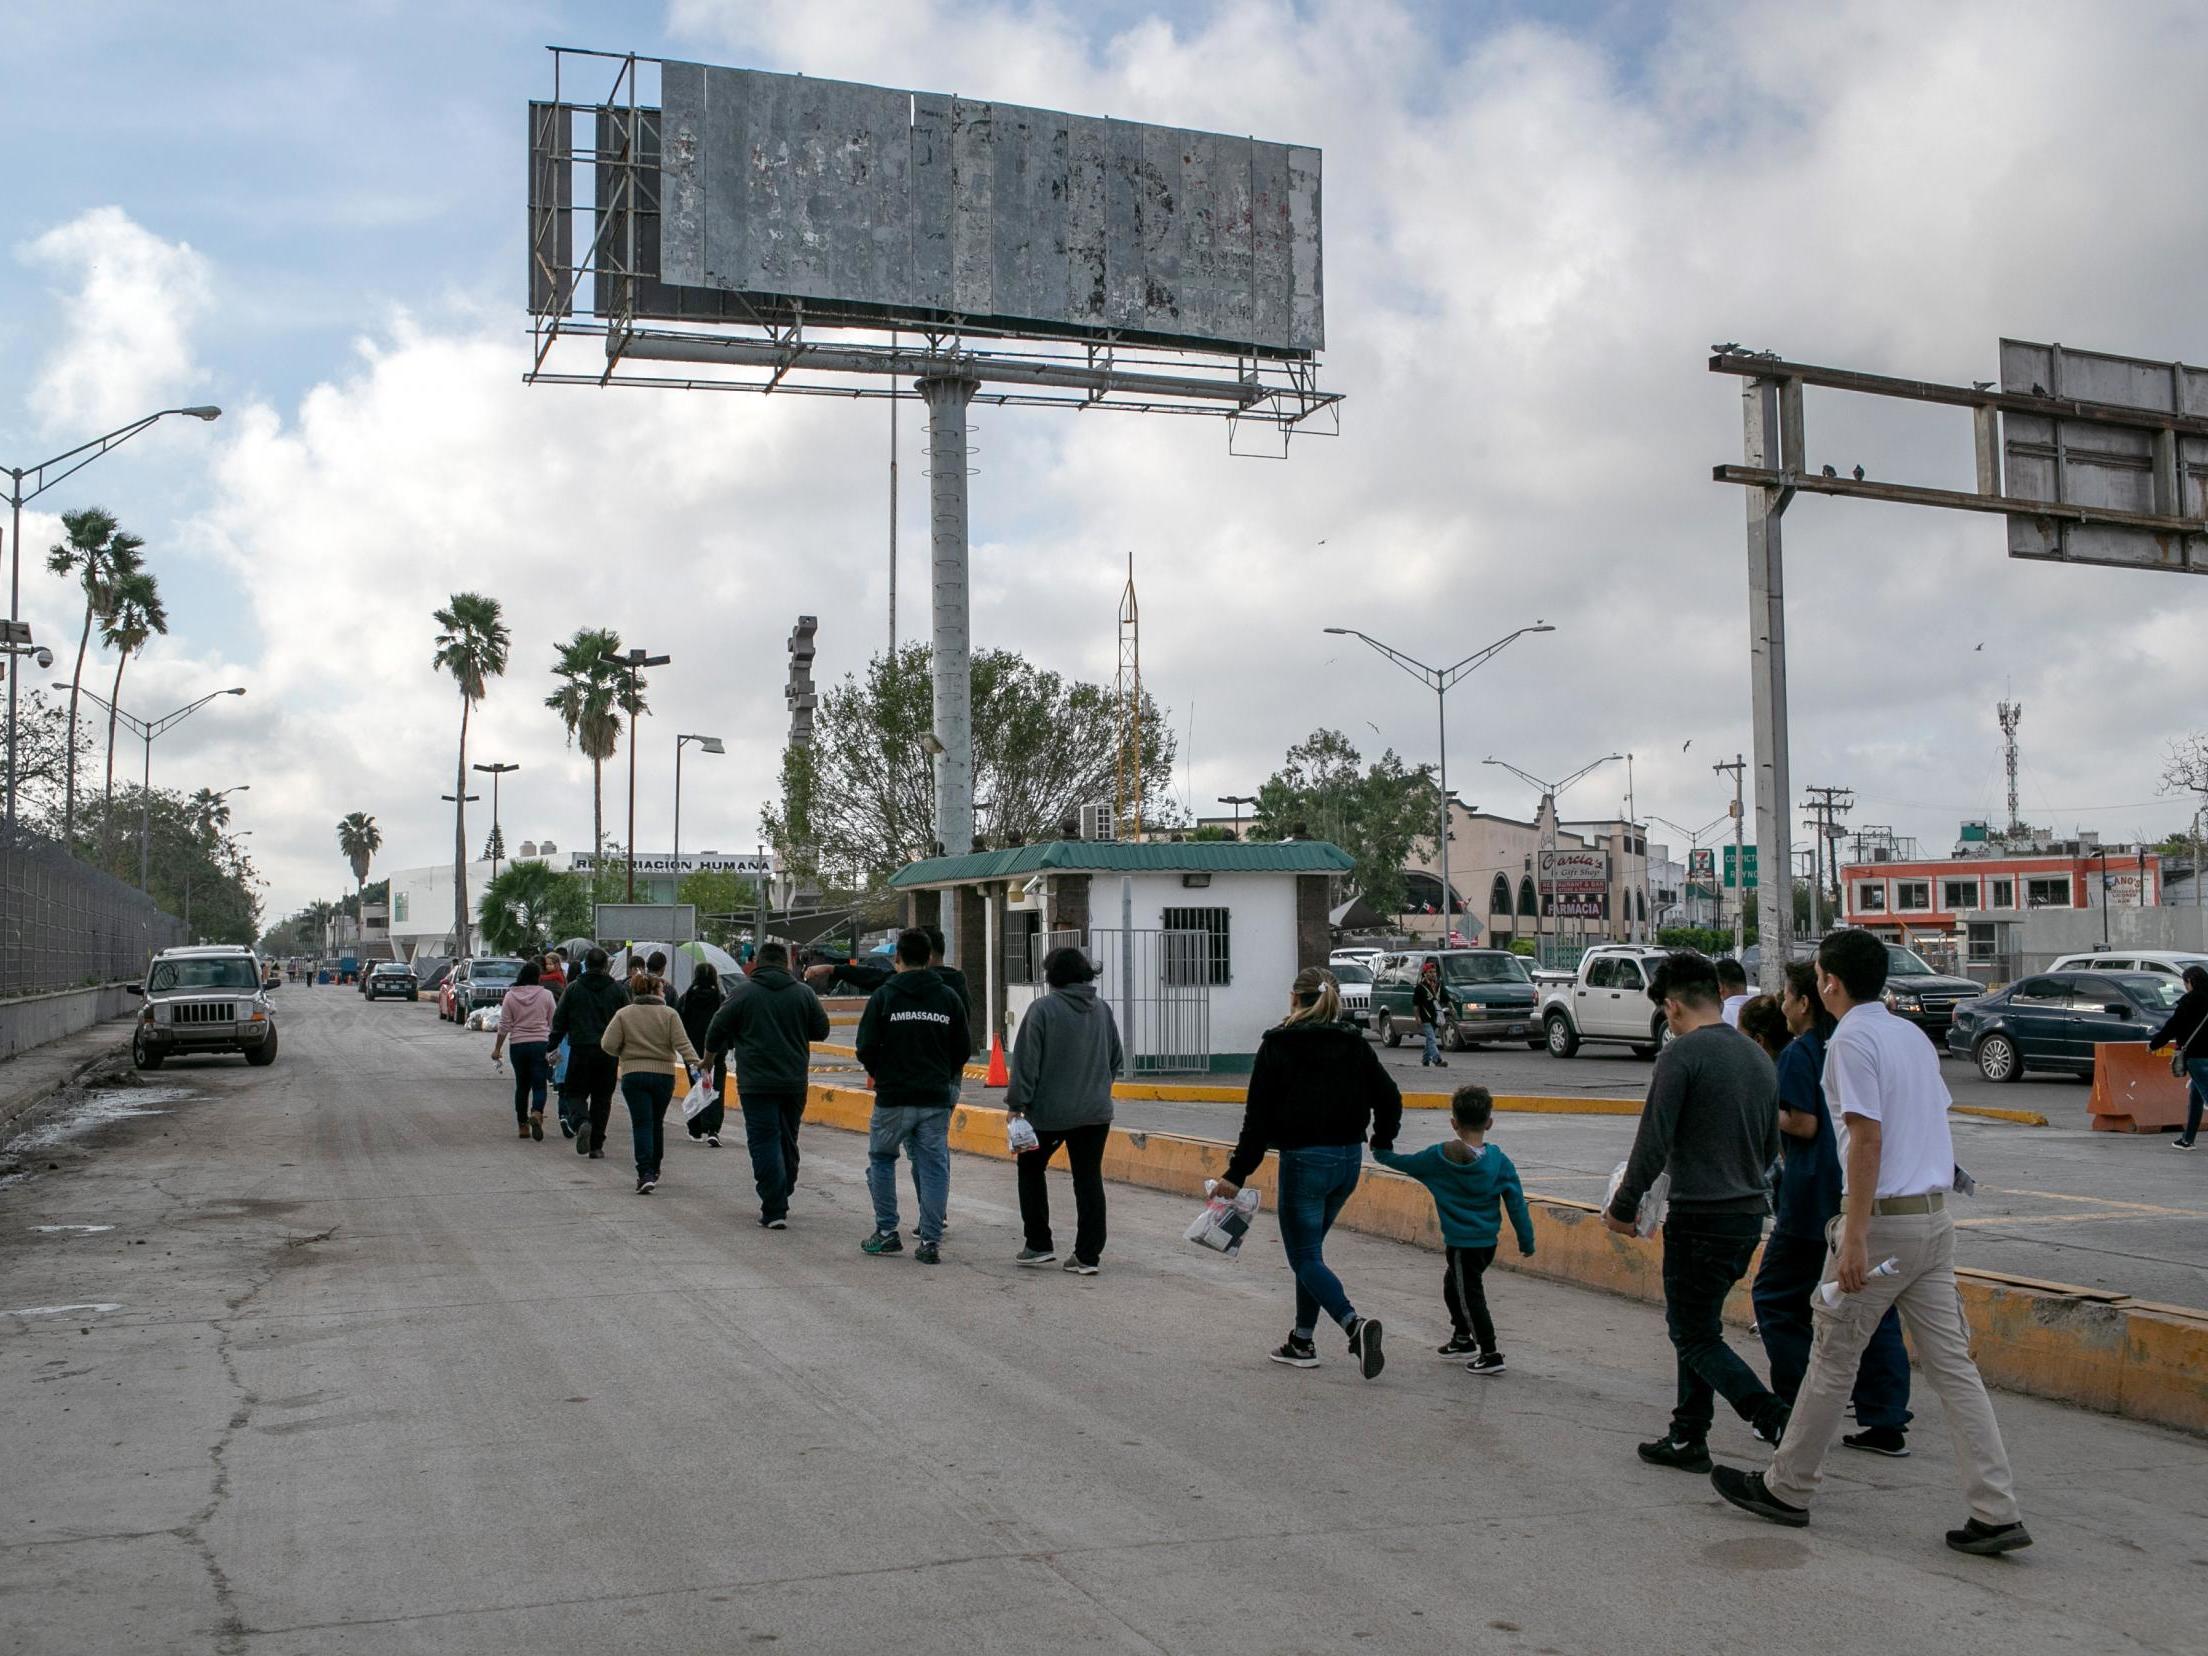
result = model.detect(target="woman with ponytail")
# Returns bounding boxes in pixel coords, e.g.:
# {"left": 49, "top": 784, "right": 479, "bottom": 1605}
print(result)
{"left": 1214, "top": 966, "right": 1404, "bottom": 1377}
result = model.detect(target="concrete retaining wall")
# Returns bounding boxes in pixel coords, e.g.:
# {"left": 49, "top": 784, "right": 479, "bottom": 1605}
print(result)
{"left": 802, "top": 1082, "right": 2206, "bottom": 1437}
{"left": 0, "top": 984, "right": 135, "bottom": 1063}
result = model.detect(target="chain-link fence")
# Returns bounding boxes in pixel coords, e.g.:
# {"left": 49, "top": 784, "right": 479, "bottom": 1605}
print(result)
{"left": 1, "top": 827, "right": 185, "bottom": 997}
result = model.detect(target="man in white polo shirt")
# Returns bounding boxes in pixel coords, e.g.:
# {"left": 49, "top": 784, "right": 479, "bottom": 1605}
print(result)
{"left": 1711, "top": 928, "right": 2030, "bottom": 1556}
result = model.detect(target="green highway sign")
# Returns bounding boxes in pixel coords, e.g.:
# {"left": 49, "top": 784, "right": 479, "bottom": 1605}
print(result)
{"left": 1722, "top": 844, "right": 1759, "bottom": 889}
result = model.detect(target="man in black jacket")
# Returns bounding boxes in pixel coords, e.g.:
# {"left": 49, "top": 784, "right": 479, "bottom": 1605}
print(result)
{"left": 921, "top": 925, "right": 977, "bottom": 1081}
{"left": 550, "top": 947, "right": 630, "bottom": 1157}
{"left": 1604, "top": 950, "right": 1787, "bottom": 1468}
{"left": 854, "top": 929, "right": 971, "bottom": 1263}
{"left": 707, "top": 942, "right": 831, "bottom": 1228}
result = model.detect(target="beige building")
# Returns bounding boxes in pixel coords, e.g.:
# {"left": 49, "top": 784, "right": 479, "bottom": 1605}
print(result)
{"left": 1397, "top": 799, "right": 1655, "bottom": 951}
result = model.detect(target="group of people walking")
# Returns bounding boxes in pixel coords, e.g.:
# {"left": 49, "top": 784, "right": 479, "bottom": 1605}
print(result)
{"left": 486, "top": 920, "right": 2033, "bottom": 1559}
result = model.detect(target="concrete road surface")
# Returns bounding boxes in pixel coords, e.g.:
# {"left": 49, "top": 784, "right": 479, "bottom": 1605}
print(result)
{"left": 3, "top": 990, "right": 2205, "bottom": 1655}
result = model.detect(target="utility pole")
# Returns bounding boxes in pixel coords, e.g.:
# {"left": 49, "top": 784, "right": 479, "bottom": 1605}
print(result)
{"left": 1714, "top": 754, "right": 1746, "bottom": 959}
{"left": 1800, "top": 785, "right": 1854, "bottom": 940}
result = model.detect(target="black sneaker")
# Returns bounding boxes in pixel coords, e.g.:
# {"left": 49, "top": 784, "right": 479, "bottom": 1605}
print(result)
{"left": 1063, "top": 1258, "right": 1099, "bottom": 1276}
{"left": 1946, "top": 1518, "right": 2032, "bottom": 1556}
{"left": 2173, "top": 1138, "right": 2197, "bottom": 1150}
{"left": 1637, "top": 1435, "right": 1713, "bottom": 1472}
{"left": 1015, "top": 1247, "right": 1057, "bottom": 1267}
{"left": 1711, "top": 1465, "right": 1809, "bottom": 1528}
{"left": 1842, "top": 1426, "right": 1910, "bottom": 1457}
{"left": 758, "top": 1216, "right": 787, "bottom": 1231}
{"left": 915, "top": 1241, "right": 941, "bottom": 1265}
{"left": 575, "top": 1124, "right": 592, "bottom": 1156}
{"left": 705, "top": 1134, "right": 720, "bottom": 1148}
{"left": 1437, "top": 1333, "right": 1479, "bottom": 1357}
{"left": 636, "top": 1178, "right": 655, "bottom": 1195}
{"left": 1751, "top": 1405, "right": 1791, "bottom": 1447}
{"left": 1348, "top": 1316, "right": 1386, "bottom": 1380}
{"left": 1466, "top": 1351, "right": 1507, "bottom": 1375}
{"left": 1268, "top": 1336, "right": 1320, "bottom": 1368}
{"left": 559, "top": 1117, "right": 576, "bottom": 1139}
{"left": 861, "top": 1230, "right": 904, "bottom": 1256}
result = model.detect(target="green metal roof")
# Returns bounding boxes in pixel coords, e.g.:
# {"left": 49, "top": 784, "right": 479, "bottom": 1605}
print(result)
{"left": 890, "top": 838, "right": 1354, "bottom": 888}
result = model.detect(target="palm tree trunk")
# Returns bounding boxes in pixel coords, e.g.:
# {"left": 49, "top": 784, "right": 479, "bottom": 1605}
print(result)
{"left": 62, "top": 598, "right": 94, "bottom": 842}
{"left": 591, "top": 752, "right": 604, "bottom": 871}
{"left": 101, "top": 650, "right": 127, "bottom": 864}
{"left": 454, "top": 697, "right": 471, "bottom": 956}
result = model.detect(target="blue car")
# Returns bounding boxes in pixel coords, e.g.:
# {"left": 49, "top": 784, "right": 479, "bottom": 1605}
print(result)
{"left": 1945, "top": 970, "right": 2184, "bottom": 1083}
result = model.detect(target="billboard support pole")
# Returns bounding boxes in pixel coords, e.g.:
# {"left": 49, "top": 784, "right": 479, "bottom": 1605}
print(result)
{"left": 922, "top": 372, "right": 978, "bottom": 966}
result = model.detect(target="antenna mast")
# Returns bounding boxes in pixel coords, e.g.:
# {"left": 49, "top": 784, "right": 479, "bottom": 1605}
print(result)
{"left": 1116, "top": 555, "right": 1143, "bottom": 838}
{"left": 1997, "top": 700, "right": 2023, "bottom": 837}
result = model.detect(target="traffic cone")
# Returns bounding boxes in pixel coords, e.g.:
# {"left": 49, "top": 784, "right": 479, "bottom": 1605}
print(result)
{"left": 985, "top": 1034, "right": 1010, "bottom": 1089}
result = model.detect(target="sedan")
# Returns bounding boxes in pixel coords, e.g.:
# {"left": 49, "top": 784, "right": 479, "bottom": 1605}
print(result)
{"left": 364, "top": 963, "right": 419, "bottom": 1002}
{"left": 1946, "top": 970, "right": 2184, "bottom": 1082}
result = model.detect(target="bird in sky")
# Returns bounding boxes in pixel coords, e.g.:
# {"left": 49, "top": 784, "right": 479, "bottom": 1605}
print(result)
{"left": 1316, "top": 538, "right": 1327, "bottom": 545}
{"left": 1975, "top": 642, "right": 1984, "bottom": 651}
{"left": 1712, "top": 342, "right": 1741, "bottom": 354}
{"left": 1973, "top": 380, "right": 1994, "bottom": 392}
{"left": 1682, "top": 739, "right": 1694, "bottom": 751}
{"left": 1852, "top": 465, "right": 1866, "bottom": 481}
{"left": 1821, "top": 464, "right": 1837, "bottom": 477}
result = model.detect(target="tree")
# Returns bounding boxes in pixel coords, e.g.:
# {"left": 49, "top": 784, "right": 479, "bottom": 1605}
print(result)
{"left": 766, "top": 644, "right": 1178, "bottom": 889}
{"left": 188, "top": 786, "right": 233, "bottom": 839}
{"left": 478, "top": 860, "right": 592, "bottom": 955}
{"left": 546, "top": 627, "right": 641, "bottom": 870}
{"left": 482, "top": 822, "right": 506, "bottom": 864}
{"left": 432, "top": 593, "right": 510, "bottom": 955}
{"left": 46, "top": 507, "right": 145, "bottom": 842}
{"left": 10, "top": 689, "right": 92, "bottom": 830}
{"left": 677, "top": 866, "right": 760, "bottom": 921}
{"left": 96, "top": 567, "right": 167, "bottom": 861}
{"left": 337, "top": 811, "right": 383, "bottom": 959}
{"left": 1249, "top": 729, "right": 1438, "bottom": 917}
{"left": 72, "top": 786, "right": 262, "bottom": 945}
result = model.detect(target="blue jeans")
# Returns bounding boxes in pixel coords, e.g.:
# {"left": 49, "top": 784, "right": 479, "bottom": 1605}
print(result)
{"left": 867, "top": 1105, "right": 950, "bottom": 1243}
{"left": 509, "top": 1041, "right": 548, "bottom": 1126}
{"left": 1421, "top": 1021, "right": 1441, "bottom": 1063}
{"left": 1276, "top": 1144, "right": 1363, "bottom": 1338}
{"left": 2184, "top": 1058, "right": 2208, "bottom": 1142}
{"left": 622, "top": 1072, "right": 675, "bottom": 1181}
{"left": 1753, "top": 1229, "right": 1913, "bottom": 1430}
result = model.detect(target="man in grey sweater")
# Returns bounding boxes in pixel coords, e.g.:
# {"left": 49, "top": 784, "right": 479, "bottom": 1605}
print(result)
{"left": 1604, "top": 951, "right": 1787, "bottom": 1469}
{"left": 1006, "top": 946, "right": 1125, "bottom": 1274}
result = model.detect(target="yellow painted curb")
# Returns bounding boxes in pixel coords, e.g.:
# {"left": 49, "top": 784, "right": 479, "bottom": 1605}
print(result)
{"left": 1952, "top": 1105, "right": 2050, "bottom": 1127}
{"left": 798, "top": 1081, "right": 2207, "bottom": 1437}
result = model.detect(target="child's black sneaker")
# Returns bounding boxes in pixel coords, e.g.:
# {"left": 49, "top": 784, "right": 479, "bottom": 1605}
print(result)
{"left": 1347, "top": 1316, "right": 1386, "bottom": 1380}
{"left": 1436, "top": 1333, "right": 1478, "bottom": 1357}
{"left": 1268, "top": 1336, "right": 1320, "bottom": 1368}
{"left": 1466, "top": 1351, "right": 1506, "bottom": 1375}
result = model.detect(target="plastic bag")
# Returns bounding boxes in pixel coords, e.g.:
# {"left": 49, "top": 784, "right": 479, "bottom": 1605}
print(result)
{"left": 549, "top": 1040, "right": 570, "bottom": 1090}
{"left": 1006, "top": 1115, "right": 1041, "bottom": 1156}
{"left": 1602, "top": 1160, "right": 1670, "bottom": 1238}
{"left": 1184, "top": 1179, "right": 1263, "bottom": 1260}
{"left": 682, "top": 1070, "right": 720, "bottom": 1122}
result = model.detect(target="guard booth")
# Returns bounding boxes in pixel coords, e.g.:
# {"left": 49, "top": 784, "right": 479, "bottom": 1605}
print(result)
{"left": 889, "top": 839, "right": 1352, "bottom": 1075}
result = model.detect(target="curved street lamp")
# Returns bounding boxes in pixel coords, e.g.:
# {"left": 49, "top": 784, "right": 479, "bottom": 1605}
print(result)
{"left": 60, "top": 682, "right": 245, "bottom": 890}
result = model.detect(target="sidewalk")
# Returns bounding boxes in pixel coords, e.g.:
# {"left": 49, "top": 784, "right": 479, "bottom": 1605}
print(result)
{"left": 0, "top": 1014, "right": 133, "bottom": 1138}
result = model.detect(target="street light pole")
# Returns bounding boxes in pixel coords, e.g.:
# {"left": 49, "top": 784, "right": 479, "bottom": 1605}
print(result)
{"left": 5, "top": 406, "right": 221, "bottom": 831}
{"left": 672, "top": 734, "right": 725, "bottom": 889}
{"left": 600, "top": 646, "right": 670, "bottom": 902}
{"left": 1217, "top": 794, "right": 1255, "bottom": 840}
{"left": 472, "top": 761, "right": 519, "bottom": 883}
{"left": 441, "top": 792, "right": 481, "bottom": 952}
{"left": 1324, "top": 622, "right": 1555, "bottom": 950}
{"left": 62, "top": 682, "right": 246, "bottom": 889}
{"left": 1482, "top": 752, "right": 1624, "bottom": 958}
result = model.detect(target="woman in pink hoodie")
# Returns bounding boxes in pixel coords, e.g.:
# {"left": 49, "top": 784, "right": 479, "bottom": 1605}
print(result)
{"left": 492, "top": 959, "right": 559, "bottom": 1141}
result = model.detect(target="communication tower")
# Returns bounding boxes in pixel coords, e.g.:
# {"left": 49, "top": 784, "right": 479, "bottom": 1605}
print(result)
{"left": 1115, "top": 555, "right": 1143, "bottom": 839}
{"left": 1997, "top": 700, "right": 2023, "bottom": 837}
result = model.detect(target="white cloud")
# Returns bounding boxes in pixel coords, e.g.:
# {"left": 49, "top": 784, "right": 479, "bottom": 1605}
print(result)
{"left": 19, "top": 206, "right": 213, "bottom": 433}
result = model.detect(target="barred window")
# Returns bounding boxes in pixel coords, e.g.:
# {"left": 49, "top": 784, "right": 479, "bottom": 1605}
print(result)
{"left": 1161, "top": 906, "right": 1231, "bottom": 985}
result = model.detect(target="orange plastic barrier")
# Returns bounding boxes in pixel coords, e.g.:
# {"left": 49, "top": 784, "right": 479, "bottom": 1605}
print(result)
{"left": 2088, "top": 1041, "right": 2192, "bottom": 1132}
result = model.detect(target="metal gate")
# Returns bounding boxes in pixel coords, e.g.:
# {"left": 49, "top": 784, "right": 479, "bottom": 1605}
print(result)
{"left": 1086, "top": 926, "right": 1212, "bottom": 1075}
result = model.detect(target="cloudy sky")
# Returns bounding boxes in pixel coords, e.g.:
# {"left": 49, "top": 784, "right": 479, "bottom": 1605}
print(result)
{"left": 7, "top": 0, "right": 2207, "bottom": 925}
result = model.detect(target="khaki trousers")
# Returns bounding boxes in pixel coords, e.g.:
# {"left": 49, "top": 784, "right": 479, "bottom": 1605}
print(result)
{"left": 1765, "top": 1209, "right": 2021, "bottom": 1525}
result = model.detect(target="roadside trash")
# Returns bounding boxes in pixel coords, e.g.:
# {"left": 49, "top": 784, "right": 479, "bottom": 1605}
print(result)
{"left": 1184, "top": 1180, "right": 1262, "bottom": 1259}
{"left": 1817, "top": 1257, "right": 1902, "bottom": 1309}
{"left": 1602, "top": 1161, "right": 1670, "bottom": 1237}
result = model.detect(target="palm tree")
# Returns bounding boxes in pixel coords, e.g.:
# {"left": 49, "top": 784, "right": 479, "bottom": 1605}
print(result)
{"left": 96, "top": 568, "right": 168, "bottom": 862}
{"left": 306, "top": 898, "right": 340, "bottom": 959}
{"left": 337, "top": 812, "right": 383, "bottom": 962}
{"left": 188, "top": 786, "right": 233, "bottom": 840}
{"left": 46, "top": 507, "right": 145, "bottom": 842}
{"left": 546, "top": 626, "right": 644, "bottom": 871}
{"left": 432, "top": 593, "right": 510, "bottom": 955}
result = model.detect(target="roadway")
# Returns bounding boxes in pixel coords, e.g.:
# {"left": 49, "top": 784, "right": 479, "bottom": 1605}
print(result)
{"left": 1, "top": 989, "right": 2203, "bottom": 1654}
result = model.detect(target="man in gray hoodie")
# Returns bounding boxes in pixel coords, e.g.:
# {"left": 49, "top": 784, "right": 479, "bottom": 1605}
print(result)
{"left": 1006, "top": 946, "right": 1125, "bottom": 1274}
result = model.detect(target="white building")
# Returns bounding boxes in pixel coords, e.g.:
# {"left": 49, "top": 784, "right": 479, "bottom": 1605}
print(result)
{"left": 889, "top": 839, "right": 1353, "bottom": 1074}
{"left": 383, "top": 850, "right": 778, "bottom": 958}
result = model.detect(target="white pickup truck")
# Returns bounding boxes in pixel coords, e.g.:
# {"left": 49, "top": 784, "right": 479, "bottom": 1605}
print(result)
{"left": 1539, "top": 944, "right": 1678, "bottom": 1059}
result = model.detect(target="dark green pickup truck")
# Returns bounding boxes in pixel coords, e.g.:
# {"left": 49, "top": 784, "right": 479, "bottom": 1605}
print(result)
{"left": 1368, "top": 950, "right": 1543, "bottom": 1052}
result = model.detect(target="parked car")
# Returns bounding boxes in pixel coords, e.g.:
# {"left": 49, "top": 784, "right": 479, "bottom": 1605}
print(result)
{"left": 1330, "top": 947, "right": 1386, "bottom": 975}
{"left": 1878, "top": 943, "right": 1984, "bottom": 1044}
{"left": 1329, "top": 959, "right": 1375, "bottom": 1027}
{"left": 2046, "top": 949, "right": 2208, "bottom": 981}
{"left": 364, "top": 962, "right": 420, "bottom": 1002}
{"left": 442, "top": 956, "right": 524, "bottom": 1023}
{"left": 128, "top": 945, "right": 278, "bottom": 1070}
{"left": 1946, "top": 969, "right": 2182, "bottom": 1082}
{"left": 1369, "top": 950, "right": 1541, "bottom": 1052}
{"left": 1539, "top": 944, "right": 1678, "bottom": 1059}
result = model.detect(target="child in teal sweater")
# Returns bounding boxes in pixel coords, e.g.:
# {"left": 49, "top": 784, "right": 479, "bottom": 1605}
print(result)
{"left": 1372, "top": 1084, "right": 1535, "bottom": 1372}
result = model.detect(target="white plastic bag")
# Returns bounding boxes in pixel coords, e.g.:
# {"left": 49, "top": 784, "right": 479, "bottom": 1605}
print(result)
{"left": 682, "top": 1071, "right": 719, "bottom": 1122}
{"left": 1006, "top": 1115, "right": 1041, "bottom": 1155}
{"left": 1602, "top": 1160, "right": 1670, "bottom": 1238}
{"left": 1184, "top": 1179, "right": 1263, "bottom": 1260}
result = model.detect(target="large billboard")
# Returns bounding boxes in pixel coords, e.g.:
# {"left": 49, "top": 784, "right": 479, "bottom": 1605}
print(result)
{"left": 538, "top": 61, "right": 1324, "bottom": 360}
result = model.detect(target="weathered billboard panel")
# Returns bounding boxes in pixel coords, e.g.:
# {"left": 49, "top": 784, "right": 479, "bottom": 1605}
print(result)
{"left": 641, "top": 61, "right": 1323, "bottom": 358}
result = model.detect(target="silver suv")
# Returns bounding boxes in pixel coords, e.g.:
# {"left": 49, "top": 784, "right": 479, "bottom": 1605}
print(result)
{"left": 129, "top": 945, "right": 279, "bottom": 1070}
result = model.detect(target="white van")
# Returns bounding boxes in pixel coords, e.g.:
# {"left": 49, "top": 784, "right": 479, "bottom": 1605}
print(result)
{"left": 2046, "top": 949, "right": 2208, "bottom": 980}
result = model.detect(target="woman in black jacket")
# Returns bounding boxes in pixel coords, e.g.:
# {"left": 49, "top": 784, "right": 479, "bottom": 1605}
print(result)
{"left": 1215, "top": 966, "right": 1405, "bottom": 1377}
{"left": 2149, "top": 964, "right": 2208, "bottom": 1149}
{"left": 678, "top": 962, "right": 726, "bottom": 1147}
